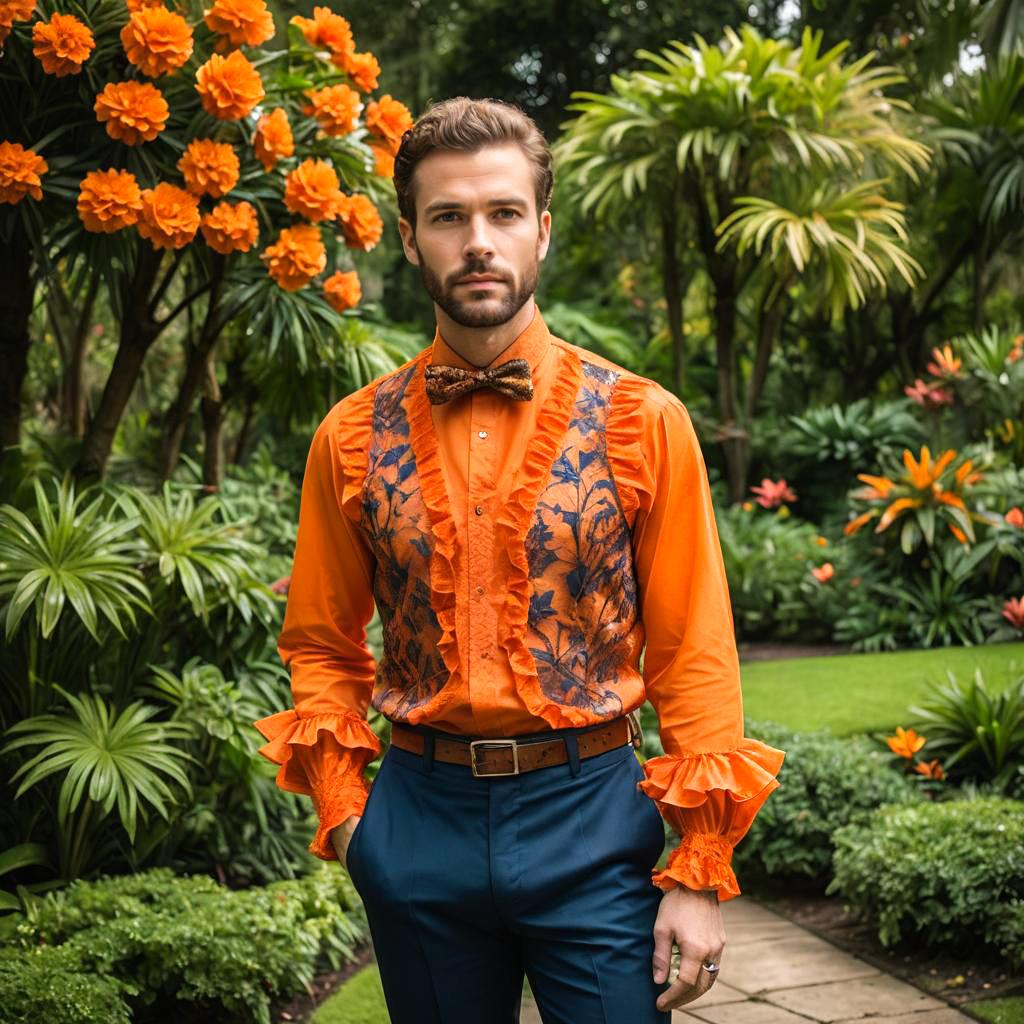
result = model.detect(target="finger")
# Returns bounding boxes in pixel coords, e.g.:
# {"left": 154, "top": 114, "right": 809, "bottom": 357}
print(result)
{"left": 651, "top": 922, "right": 674, "bottom": 984}
{"left": 655, "top": 972, "right": 697, "bottom": 1012}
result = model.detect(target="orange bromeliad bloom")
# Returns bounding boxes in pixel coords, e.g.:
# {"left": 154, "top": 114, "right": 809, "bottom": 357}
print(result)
{"left": 289, "top": 6, "right": 353, "bottom": 58}
{"left": 0, "top": 141, "right": 47, "bottom": 204}
{"left": 94, "top": 81, "right": 169, "bottom": 144}
{"left": 261, "top": 223, "right": 326, "bottom": 291}
{"left": 926, "top": 343, "right": 962, "bottom": 379}
{"left": 306, "top": 83, "right": 362, "bottom": 137}
{"left": 283, "top": 158, "right": 343, "bottom": 222}
{"left": 903, "top": 445, "right": 955, "bottom": 490}
{"left": 914, "top": 759, "right": 945, "bottom": 780}
{"left": 178, "top": 139, "right": 239, "bottom": 197}
{"left": 136, "top": 183, "right": 200, "bottom": 249}
{"left": 32, "top": 12, "right": 95, "bottom": 76}
{"left": 336, "top": 193, "right": 382, "bottom": 251}
{"left": 342, "top": 50, "right": 380, "bottom": 91}
{"left": 120, "top": 7, "right": 193, "bottom": 77}
{"left": 203, "top": 0, "right": 274, "bottom": 47}
{"left": 77, "top": 168, "right": 143, "bottom": 231}
{"left": 886, "top": 726, "right": 926, "bottom": 759}
{"left": 200, "top": 199, "right": 259, "bottom": 254}
{"left": 324, "top": 269, "right": 361, "bottom": 312}
{"left": 195, "top": 50, "right": 264, "bottom": 120}
{"left": 1003, "top": 597, "right": 1024, "bottom": 631}
{"left": 252, "top": 107, "right": 293, "bottom": 171}
{"left": 365, "top": 94, "right": 413, "bottom": 153}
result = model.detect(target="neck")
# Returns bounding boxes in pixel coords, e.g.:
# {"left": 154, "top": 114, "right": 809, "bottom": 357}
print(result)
{"left": 434, "top": 297, "right": 536, "bottom": 368}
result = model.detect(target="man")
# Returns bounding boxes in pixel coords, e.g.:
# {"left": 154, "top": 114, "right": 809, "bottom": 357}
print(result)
{"left": 255, "top": 96, "right": 785, "bottom": 1023}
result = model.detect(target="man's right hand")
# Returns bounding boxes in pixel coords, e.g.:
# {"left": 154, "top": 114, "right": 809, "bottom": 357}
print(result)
{"left": 329, "top": 815, "right": 362, "bottom": 871}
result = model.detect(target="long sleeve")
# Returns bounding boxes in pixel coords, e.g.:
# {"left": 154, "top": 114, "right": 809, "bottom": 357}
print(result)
{"left": 608, "top": 378, "right": 786, "bottom": 900}
{"left": 253, "top": 385, "right": 382, "bottom": 861}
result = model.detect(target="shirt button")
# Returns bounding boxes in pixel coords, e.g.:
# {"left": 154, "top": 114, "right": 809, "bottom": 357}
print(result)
{"left": 476, "top": 585, "right": 485, "bottom": 595}
{"left": 481, "top": 650, "right": 490, "bottom": 659}
{"left": 477, "top": 430, "right": 488, "bottom": 439}
{"left": 474, "top": 505, "right": 484, "bottom": 516}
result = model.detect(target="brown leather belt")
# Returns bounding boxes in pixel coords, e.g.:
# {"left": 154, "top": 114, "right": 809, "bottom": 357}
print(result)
{"left": 389, "top": 715, "right": 636, "bottom": 777}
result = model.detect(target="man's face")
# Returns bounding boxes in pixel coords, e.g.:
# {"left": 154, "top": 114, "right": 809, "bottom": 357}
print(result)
{"left": 397, "top": 143, "right": 552, "bottom": 328}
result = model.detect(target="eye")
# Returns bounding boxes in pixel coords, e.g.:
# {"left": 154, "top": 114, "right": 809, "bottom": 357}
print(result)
{"left": 496, "top": 208, "right": 519, "bottom": 219}
{"left": 434, "top": 211, "right": 458, "bottom": 222}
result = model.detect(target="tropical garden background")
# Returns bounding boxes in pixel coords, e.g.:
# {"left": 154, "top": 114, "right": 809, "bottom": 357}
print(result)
{"left": 1, "top": 0, "right": 1022, "bottom": 1020}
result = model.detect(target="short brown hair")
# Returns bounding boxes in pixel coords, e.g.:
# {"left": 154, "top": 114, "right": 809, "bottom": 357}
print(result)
{"left": 392, "top": 96, "right": 554, "bottom": 231}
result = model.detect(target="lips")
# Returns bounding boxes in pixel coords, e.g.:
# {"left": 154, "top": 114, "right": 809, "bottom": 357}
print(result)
{"left": 457, "top": 275, "right": 503, "bottom": 284}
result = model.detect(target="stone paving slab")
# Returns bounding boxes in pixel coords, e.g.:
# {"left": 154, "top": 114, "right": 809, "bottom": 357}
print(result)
{"left": 766, "top": 974, "right": 948, "bottom": 1021}
{"left": 678, "top": 1000, "right": 819, "bottom": 1022}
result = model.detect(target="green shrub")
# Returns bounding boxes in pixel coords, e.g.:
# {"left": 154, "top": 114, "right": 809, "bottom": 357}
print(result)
{"left": 827, "top": 797, "right": 1024, "bottom": 969}
{"left": 2, "top": 866, "right": 367, "bottom": 1024}
{"left": 732, "top": 720, "right": 922, "bottom": 888}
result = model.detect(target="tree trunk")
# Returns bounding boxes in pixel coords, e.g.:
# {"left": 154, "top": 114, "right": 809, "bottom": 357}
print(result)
{"left": 0, "top": 233, "right": 34, "bottom": 455}
{"left": 712, "top": 280, "right": 747, "bottom": 504}
{"left": 200, "top": 358, "right": 224, "bottom": 494}
{"left": 74, "top": 245, "right": 165, "bottom": 482}
{"left": 229, "top": 386, "right": 257, "bottom": 465}
{"left": 659, "top": 200, "right": 687, "bottom": 396}
{"left": 745, "top": 279, "right": 787, "bottom": 421}
{"left": 57, "top": 271, "right": 100, "bottom": 438}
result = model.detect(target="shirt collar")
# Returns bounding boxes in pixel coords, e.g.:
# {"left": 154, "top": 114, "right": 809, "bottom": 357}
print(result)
{"left": 428, "top": 302, "right": 551, "bottom": 374}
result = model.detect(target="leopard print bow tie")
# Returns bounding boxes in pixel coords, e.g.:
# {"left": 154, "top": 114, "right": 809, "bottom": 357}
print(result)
{"left": 423, "top": 358, "right": 534, "bottom": 405}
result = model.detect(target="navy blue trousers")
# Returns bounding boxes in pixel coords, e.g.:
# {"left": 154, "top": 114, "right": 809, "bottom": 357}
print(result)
{"left": 345, "top": 729, "right": 672, "bottom": 1024}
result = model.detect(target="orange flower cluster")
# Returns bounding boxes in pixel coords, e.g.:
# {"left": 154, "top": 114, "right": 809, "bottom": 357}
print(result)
{"left": 284, "top": 158, "right": 343, "bottom": 222}
{"left": 178, "top": 139, "right": 239, "bottom": 197}
{"left": 32, "top": 12, "right": 94, "bottom": 76}
{"left": 810, "top": 562, "right": 834, "bottom": 583}
{"left": 253, "top": 107, "right": 294, "bottom": 171}
{"left": 137, "top": 183, "right": 200, "bottom": 249}
{"left": 925, "top": 343, "right": 962, "bottom": 380}
{"left": 77, "top": 168, "right": 143, "bottom": 231}
{"left": 94, "top": 81, "right": 169, "bottom": 145}
{"left": 121, "top": 7, "right": 193, "bottom": 77}
{"left": 289, "top": 6, "right": 352, "bottom": 60}
{"left": 337, "top": 193, "right": 382, "bottom": 251}
{"left": 324, "top": 269, "right": 360, "bottom": 312}
{"left": 365, "top": 94, "right": 413, "bottom": 154}
{"left": 261, "top": 223, "right": 326, "bottom": 291}
{"left": 195, "top": 50, "right": 264, "bottom": 120}
{"left": 201, "top": 199, "right": 260, "bottom": 254}
{"left": 306, "top": 83, "right": 362, "bottom": 137}
{"left": 905, "top": 342, "right": 959, "bottom": 408}
{"left": 343, "top": 50, "right": 380, "bottom": 92}
{"left": 1006, "top": 507, "right": 1024, "bottom": 528}
{"left": 370, "top": 141, "right": 394, "bottom": 178}
{"left": 0, "top": 0, "right": 35, "bottom": 35}
{"left": 0, "top": 141, "right": 47, "bottom": 204}
{"left": 886, "top": 726, "right": 925, "bottom": 758}
{"left": 845, "top": 445, "right": 982, "bottom": 545}
{"left": 203, "top": 0, "right": 274, "bottom": 47}
{"left": 123, "top": 0, "right": 165, "bottom": 11}
{"left": 914, "top": 760, "right": 945, "bottom": 780}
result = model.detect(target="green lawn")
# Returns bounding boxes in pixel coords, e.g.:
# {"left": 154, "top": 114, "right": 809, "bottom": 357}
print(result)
{"left": 966, "top": 996, "right": 1024, "bottom": 1024}
{"left": 311, "top": 964, "right": 388, "bottom": 1024}
{"left": 740, "top": 642, "right": 1024, "bottom": 737}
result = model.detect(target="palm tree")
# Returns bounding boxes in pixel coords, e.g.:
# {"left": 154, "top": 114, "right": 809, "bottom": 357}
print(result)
{"left": 554, "top": 25, "right": 931, "bottom": 501}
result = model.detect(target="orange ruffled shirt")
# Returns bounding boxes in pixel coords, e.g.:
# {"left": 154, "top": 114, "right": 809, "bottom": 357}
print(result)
{"left": 254, "top": 303, "right": 785, "bottom": 900}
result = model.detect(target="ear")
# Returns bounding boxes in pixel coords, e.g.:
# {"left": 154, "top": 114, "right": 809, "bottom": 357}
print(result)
{"left": 397, "top": 217, "right": 419, "bottom": 265}
{"left": 537, "top": 209, "right": 552, "bottom": 262}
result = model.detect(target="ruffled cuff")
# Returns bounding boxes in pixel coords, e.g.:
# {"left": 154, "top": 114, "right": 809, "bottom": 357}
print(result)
{"left": 309, "top": 771, "right": 371, "bottom": 861}
{"left": 253, "top": 709, "right": 381, "bottom": 794}
{"left": 638, "top": 737, "right": 786, "bottom": 899}
{"left": 653, "top": 832, "right": 739, "bottom": 898}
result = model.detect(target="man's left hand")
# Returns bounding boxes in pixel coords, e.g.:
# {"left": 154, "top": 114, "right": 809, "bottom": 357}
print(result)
{"left": 652, "top": 886, "right": 726, "bottom": 1012}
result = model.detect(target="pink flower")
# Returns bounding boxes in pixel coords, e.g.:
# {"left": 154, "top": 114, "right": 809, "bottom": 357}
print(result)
{"left": 905, "top": 378, "right": 953, "bottom": 408}
{"left": 750, "top": 478, "right": 797, "bottom": 509}
{"left": 1003, "top": 596, "right": 1024, "bottom": 630}
{"left": 270, "top": 575, "right": 291, "bottom": 595}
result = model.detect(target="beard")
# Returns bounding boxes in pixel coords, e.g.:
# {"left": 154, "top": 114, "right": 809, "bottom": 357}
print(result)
{"left": 415, "top": 241, "right": 540, "bottom": 328}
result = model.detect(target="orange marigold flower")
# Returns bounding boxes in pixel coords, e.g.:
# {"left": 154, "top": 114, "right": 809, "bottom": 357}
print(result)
{"left": 261, "top": 223, "right": 326, "bottom": 291}
{"left": 136, "top": 182, "right": 200, "bottom": 249}
{"left": 914, "top": 759, "right": 945, "bottom": 780}
{"left": 94, "top": 81, "right": 169, "bottom": 145}
{"left": 32, "top": 12, "right": 95, "bottom": 76}
{"left": 123, "top": 0, "right": 166, "bottom": 11}
{"left": 289, "top": 5, "right": 352, "bottom": 57}
{"left": 340, "top": 49, "right": 380, "bottom": 91}
{"left": 253, "top": 107, "right": 293, "bottom": 171}
{"left": 120, "top": 7, "right": 192, "bottom": 77}
{"left": 0, "top": 141, "right": 47, "bottom": 204}
{"left": 337, "top": 193, "right": 383, "bottom": 251}
{"left": 306, "top": 83, "right": 361, "bottom": 137}
{"left": 200, "top": 199, "right": 259, "bottom": 253}
{"left": 365, "top": 94, "right": 413, "bottom": 153}
{"left": 178, "top": 139, "right": 239, "bottom": 198}
{"left": 370, "top": 140, "right": 394, "bottom": 178}
{"left": 886, "top": 726, "right": 926, "bottom": 759}
{"left": 195, "top": 50, "right": 264, "bottom": 120}
{"left": 203, "top": 0, "right": 273, "bottom": 47}
{"left": 77, "top": 168, "right": 143, "bottom": 231}
{"left": 1003, "top": 596, "right": 1024, "bottom": 630}
{"left": 0, "top": 0, "right": 35, "bottom": 27}
{"left": 1006, "top": 507, "right": 1024, "bottom": 528}
{"left": 324, "top": 269, "right": 361, "bottom": 312}
{"left": 283, "top": 158, "right": 343, "bottom": 222}
{"left": 810, "top": 562, "right": 834, "bottom": 583}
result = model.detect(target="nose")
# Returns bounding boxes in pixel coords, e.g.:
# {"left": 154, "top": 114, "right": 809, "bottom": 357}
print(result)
{"left": 462, "top": 212, "right": 495, "bottom": 261}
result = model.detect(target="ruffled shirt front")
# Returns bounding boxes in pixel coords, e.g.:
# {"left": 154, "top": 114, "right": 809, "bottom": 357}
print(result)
{"left": 254, "top": 302, "right": 785, "bottom": 899}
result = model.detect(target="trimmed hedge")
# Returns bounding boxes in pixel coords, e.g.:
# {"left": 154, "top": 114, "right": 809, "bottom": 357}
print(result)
{"left": 2, "top": 866, "right": 367, "bottom": 1024}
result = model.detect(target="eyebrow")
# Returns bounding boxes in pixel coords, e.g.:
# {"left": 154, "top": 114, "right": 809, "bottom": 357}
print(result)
{"left": 423, "top": 197, "right": 529, "bottom": 215}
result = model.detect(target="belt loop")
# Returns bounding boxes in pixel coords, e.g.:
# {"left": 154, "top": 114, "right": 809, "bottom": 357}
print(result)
{"left": 422, "top": 733, "right": 435, "bottom": 773}
{"left": 564, "top": 733, "right": 581, "bottom": 777}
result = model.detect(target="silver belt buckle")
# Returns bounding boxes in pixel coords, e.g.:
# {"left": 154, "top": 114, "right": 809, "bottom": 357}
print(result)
{"left": 469, "top": 739, "right": 520, "bottom": 777}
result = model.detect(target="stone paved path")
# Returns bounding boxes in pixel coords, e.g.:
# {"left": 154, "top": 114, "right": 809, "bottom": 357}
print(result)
{"left": 519, "top": 896, "right": 973, "bottom": 1023}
